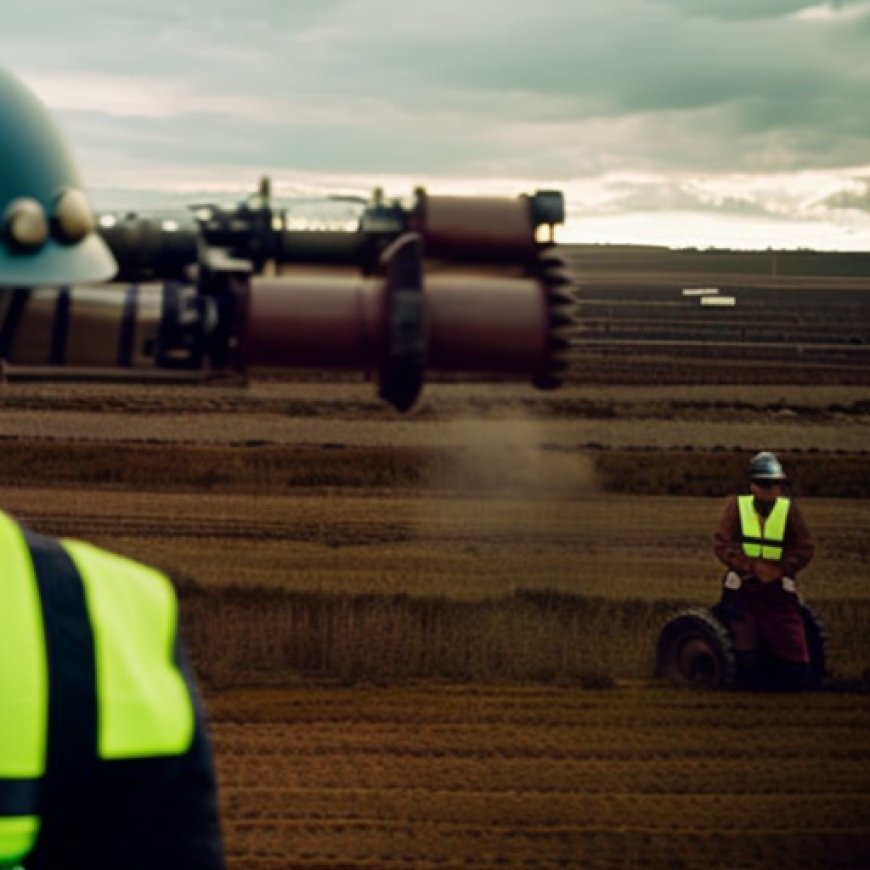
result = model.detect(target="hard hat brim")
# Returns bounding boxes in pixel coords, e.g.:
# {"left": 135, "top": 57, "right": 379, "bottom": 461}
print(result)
{"left": 0, "top": 232, "right": 117, "bottom": 286}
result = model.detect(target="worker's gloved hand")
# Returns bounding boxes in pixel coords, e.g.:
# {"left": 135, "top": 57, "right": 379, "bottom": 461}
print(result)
{"left": 752, "top": 559, "right": 783, "bottom": 583}
{"left": 723, "top": 571, "right": 743, "bottom": 590}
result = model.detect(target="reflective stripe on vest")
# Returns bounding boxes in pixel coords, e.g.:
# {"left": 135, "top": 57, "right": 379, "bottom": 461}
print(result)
{"left": 61, "top": 538, "right": 195, "bottom": 760}
{"left": 0, "top": 515, "right": 195, "bottom": 866}
{"left": 0, "top": 515, "right": 46, "bottom": 867}
{"left": 738, "top": 495, "right": 790, "bottom": 560}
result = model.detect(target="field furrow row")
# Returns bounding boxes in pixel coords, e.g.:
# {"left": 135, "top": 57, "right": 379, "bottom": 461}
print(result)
{"left": 215, "top": 757, "right": 870, "bottom": 795}
{"left": 221, "top": 820, "right": 870, "bottom": 868}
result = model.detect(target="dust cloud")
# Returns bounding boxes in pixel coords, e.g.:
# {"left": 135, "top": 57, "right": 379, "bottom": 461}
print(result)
{"left": 408, "top": 415, "right": 601, "bottom": 560}
{"left": 422, "top": 417, "right": 599, "bottom": 499}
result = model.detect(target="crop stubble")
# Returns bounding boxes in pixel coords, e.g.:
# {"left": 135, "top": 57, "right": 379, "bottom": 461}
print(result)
{"left": 209, "top": 685, "right": 870, "bottom": 868}
{"left": 0, "top": 375, "right": 868, "bottom": 867}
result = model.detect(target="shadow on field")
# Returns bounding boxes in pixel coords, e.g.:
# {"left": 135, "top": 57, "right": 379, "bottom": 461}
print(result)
{"left": 0, "top": 439, "right": 867, "bottom": 497}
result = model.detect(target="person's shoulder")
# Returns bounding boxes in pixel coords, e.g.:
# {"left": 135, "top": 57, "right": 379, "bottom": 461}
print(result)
{"left": 716, "top": 494, "right": 740, "bottom": 521}
{"left": 0, "top": 511, "right": 57, "bottom": 549}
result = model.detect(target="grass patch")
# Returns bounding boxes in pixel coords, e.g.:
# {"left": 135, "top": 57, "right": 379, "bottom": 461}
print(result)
{"left": 173, "top": 577, "right": 870, "bottom": 690}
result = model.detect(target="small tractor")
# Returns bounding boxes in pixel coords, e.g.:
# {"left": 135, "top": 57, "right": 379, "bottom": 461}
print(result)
{"left": 655, "top": 587, "right": 827, "bottom": 690}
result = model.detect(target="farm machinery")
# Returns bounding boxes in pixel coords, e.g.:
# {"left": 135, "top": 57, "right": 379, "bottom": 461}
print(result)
{"left": 655, "top": 580, "right": 827, "bottom": 690}
{"left": 0, "top": 177, "right": 574, "bottom": 411}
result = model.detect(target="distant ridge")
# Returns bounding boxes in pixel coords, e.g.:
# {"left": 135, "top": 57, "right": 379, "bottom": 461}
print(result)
{"left": 562, "top": 242, "right": 868, "bottom": 256}
{"left": 557, "top": 245, "right": 870, "bottom": 279}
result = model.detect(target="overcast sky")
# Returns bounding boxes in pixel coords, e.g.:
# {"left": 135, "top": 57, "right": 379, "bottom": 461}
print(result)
{"left": 4, "top": 0, "right": 870, "bottom": 248}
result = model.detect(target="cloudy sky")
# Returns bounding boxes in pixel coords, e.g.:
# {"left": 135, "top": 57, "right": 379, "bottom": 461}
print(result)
{"left": 4, "top": 0, "right": 870, "bottom": 249}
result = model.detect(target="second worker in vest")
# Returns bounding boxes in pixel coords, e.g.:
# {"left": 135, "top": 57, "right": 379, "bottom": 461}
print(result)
{"left": 0, "top": 65, "right": 225, "bottom": 870}
{"left": 713, "top": 451, "right": 815, "bottom": 689}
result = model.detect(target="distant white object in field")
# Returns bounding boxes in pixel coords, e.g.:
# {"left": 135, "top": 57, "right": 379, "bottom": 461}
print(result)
{"left": 681, "top": 287, "right": 720, "bottom": 296}
{"left": 700, "top": 295, "right": 736, "bottom": 307}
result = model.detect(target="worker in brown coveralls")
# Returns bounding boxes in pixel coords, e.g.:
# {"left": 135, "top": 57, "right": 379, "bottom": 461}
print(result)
{"left": 713, "top": 451, "right": 815, "bottom": 688}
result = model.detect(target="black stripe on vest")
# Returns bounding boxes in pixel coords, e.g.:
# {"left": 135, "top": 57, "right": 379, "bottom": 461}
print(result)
{"left": 0, "top": 779, "right": 40, "bottom": 816}
{"left": 742, "top": 535, "right": 781, "bottom": 546}
{"left": 23, "top": 531, "right": 99, "bottom": 813}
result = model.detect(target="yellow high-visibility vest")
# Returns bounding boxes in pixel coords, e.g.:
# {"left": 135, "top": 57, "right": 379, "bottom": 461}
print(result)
{"left": 738, "top": 495, "right": 791, "bottom": 561}
{"left": 0, "top": 513, "right": 194, "bottom": 868}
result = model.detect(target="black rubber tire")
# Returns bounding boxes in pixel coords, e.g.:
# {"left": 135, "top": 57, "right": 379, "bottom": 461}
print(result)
{"left": 656, "top": 608, "right": 737, "bottom": 689}
{"left": 800, "top": 602, "right": 827, "bottom": 688}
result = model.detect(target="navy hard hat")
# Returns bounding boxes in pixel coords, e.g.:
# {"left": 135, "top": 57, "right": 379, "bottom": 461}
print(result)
{"left": 0, "top": 66, "right": 116, "bottom": 286}
{"left": 748, "top": 451, "right": 787, "bottom": 482}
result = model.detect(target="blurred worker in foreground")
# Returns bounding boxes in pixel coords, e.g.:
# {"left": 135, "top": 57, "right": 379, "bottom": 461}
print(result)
{"left": 713, "top": 450, "right": 815, "bottom": 689}
{"left": 0, "top": 66, "right": 225, "bottom": 868}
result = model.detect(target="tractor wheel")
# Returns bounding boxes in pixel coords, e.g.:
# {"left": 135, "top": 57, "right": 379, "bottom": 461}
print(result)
{"left": 656, "top": 608, "right": 737, "bottom": 689}
{"left": 800, "top": 602, "right": 827, "bottom": 688}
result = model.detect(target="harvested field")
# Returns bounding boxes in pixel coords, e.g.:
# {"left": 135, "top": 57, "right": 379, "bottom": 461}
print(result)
{"left": 2, "top": 267, "right": 870, "bottom": 867}
{"left": 209, "top": 684, "right": 870, "bottom": 869}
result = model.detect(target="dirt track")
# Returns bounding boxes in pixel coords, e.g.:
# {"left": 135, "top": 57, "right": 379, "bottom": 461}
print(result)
{"left": 2, "top": 376, "right": 869, "bottom": 867}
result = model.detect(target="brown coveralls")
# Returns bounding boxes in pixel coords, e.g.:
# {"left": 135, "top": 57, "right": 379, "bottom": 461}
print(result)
{"left": 713, "top": 495, "right": 815, "bottom": 663}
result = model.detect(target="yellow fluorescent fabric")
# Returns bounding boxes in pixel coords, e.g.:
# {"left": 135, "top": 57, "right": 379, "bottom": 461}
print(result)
{"left": 0, "top": 512, "right": 45, "bottom": 866}
{"left": 0, "top": 513, "right": 47, "bottom": 777}
{"left": 0, "top": 817, "right": 40, "bottom": 867}
{"left": 738, "top": 496, "right": 790, "bottom": 560}
{"left": 62, "top": 539, "right": 194, "bottom": 760}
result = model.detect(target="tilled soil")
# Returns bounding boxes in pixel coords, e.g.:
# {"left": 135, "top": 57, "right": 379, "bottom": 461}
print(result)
{"left": 210, "top": 684, "right": 870, "bottom": 869}
{"left": 2, "top": 377, "right": 869, "bottom": 867}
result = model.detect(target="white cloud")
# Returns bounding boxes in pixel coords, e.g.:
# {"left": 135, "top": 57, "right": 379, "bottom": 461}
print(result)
{"left": 22, "top": 71, "right": 192, "bottom": 118}
{"left": 570, "top": 209, "right": 870, "bottom": 250}
{"left": 4, "top": 0, "right": 870, "bottom": 249}
{"left": 686, "top": 169, "right": 870, "bottom": 219}
{"left": 792, "top": 1, "right": 870, "bottom": 20}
